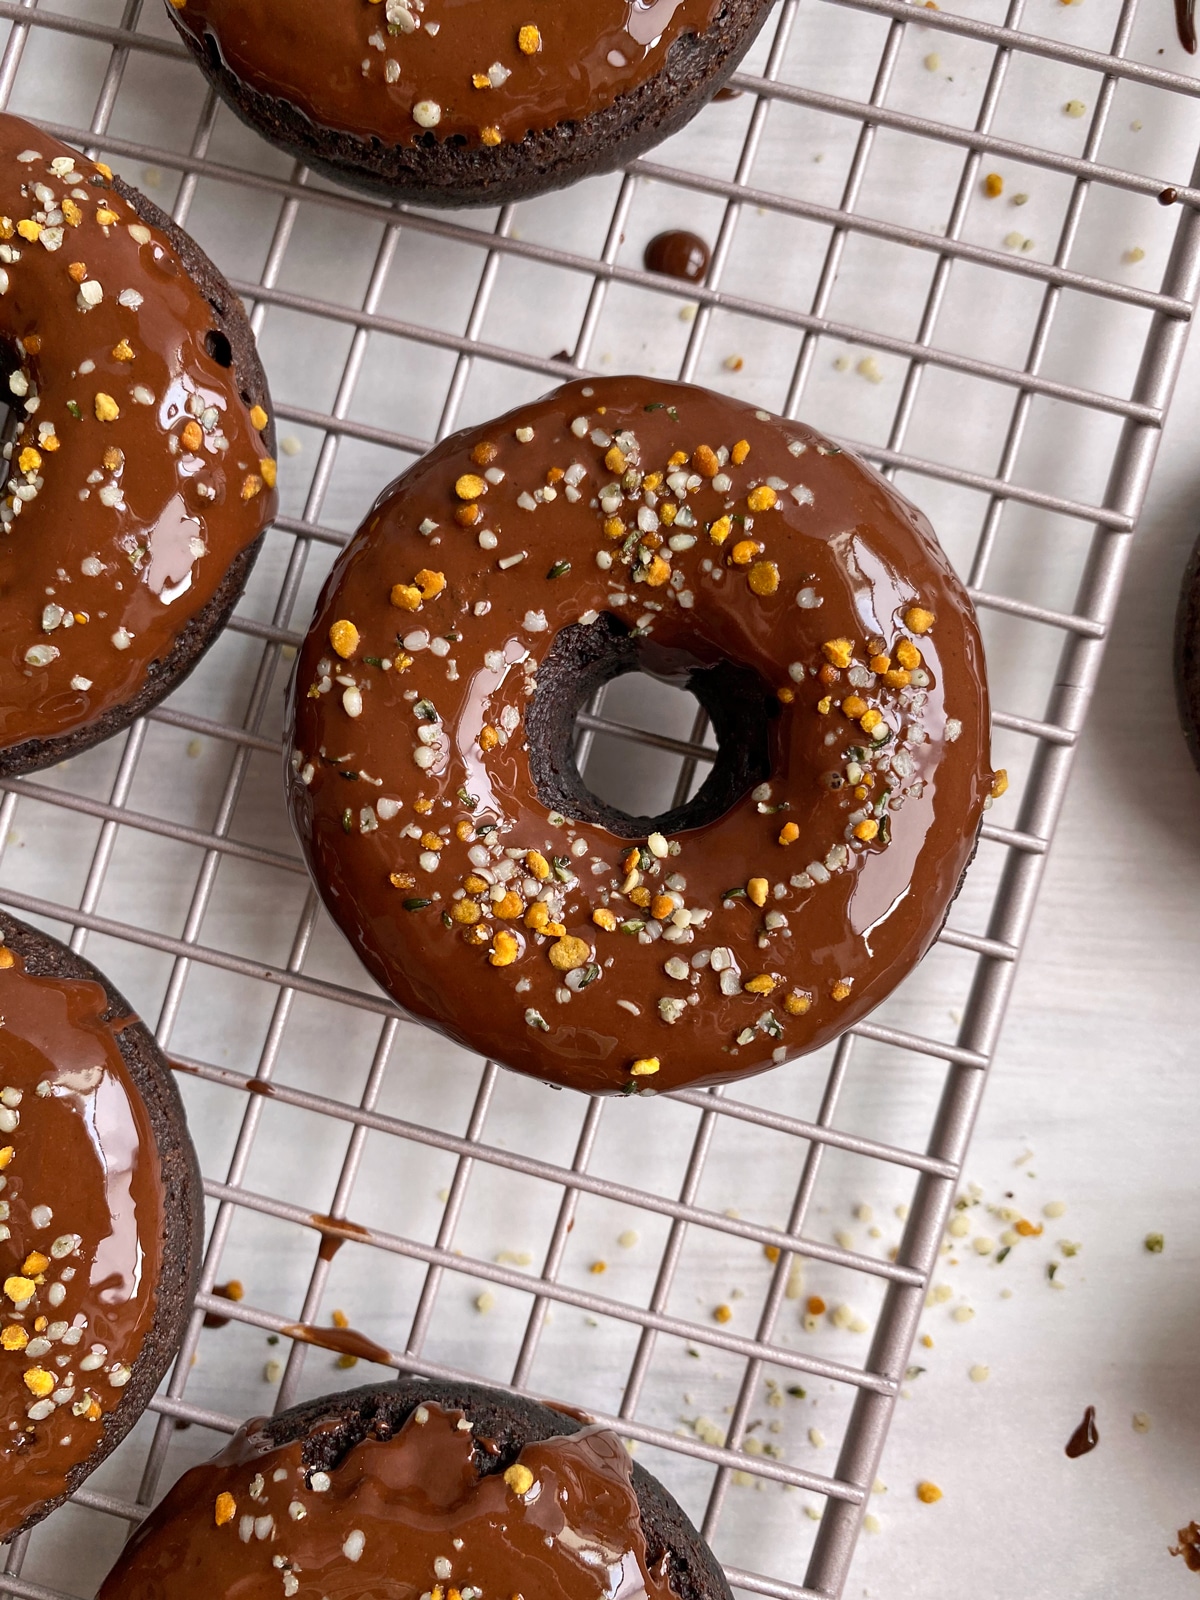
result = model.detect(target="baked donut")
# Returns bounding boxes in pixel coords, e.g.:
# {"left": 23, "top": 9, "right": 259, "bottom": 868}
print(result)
{"left": 163, "top": 1, "right": 772, "bottom": 208}
{"left": 0, "top": 911, "right": 202, "bottom": 1542}
{"left": 97, "top": 1376, "right": 733, "bottom": 1600}
{"left": 287, "top": 376, "right": 993, "bottom": 1097}
{"left": 0, "top": 113, "right": 277, "bottom": 779}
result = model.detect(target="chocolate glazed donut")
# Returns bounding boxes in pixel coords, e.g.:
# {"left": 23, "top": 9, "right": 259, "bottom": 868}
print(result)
{"left": 97, "top": 1377, "right": 732, "bottom": 1600}
{"left": 0, "top": 911, "right": 202, "bottom": 1543}
{"left": 287, "top": 376, "right": 994, "bottom": 1097}
{"left": 163, "top": 0, "right": 773, "bottom": 208}
{"left": 0, "top": 114, "right": 277, "bottom": 779}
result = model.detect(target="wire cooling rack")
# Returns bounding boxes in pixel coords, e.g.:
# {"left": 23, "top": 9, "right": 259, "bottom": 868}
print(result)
{"left": 1, "top": 0, "right": 1199, "bottom": 1595}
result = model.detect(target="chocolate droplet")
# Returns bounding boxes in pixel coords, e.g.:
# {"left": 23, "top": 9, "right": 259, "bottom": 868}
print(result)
{"left": 1159, "top": 186, "right": 1180, "bottom": 206}
{"left": 644, "top": 230, "right": 711, "bottom": 284}
{"left": 1064, "top": 1404, "right": 1099, "bottom": 1458}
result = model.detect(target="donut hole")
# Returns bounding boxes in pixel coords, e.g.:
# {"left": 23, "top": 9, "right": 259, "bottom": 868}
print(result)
{"left": 203, "top": 328, "right": 233, "bottom": 368}
{"left": 526, "top": 613, "right": 776, "bottom": 840}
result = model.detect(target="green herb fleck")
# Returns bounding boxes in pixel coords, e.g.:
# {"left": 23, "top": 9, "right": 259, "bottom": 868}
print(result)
{"left": 415, "top": 699, "right": 437, "bottom": 721}
{"left": 341, "top": 809, "right": 353, "bottom": 834}
{"left": 1144, "top": 1232, "right": 1165, "bottom": 1254}
{"left": 403, "top": 898, "right": 433, "bottom": 912}
{"left": 547, "top": 560, "right": 571, "bottom": 580}
{"left": 66, "top": 400, "right": 81, "bottom": 419}
{"left": 786, "top": 1384, "right": 806, "bottom": 1398}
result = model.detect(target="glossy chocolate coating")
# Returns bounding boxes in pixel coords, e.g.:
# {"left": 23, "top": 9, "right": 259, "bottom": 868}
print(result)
{"left": 100, "top": 1401, "right": 681, "bottom": 1600}
{"left": 168, "top": 1, "right": 722, "bottom": 149}
{"left": 287, "top": 376, "right": 992, "bottom": 1097}
{"left": 0, "top": 944, "right": 165, "bottom": 1539}
{"left": 644, "top": 231, "right": 712, "bottom": 284}
{"left": 0, "top": 114, "right": 276, "bottom": 767}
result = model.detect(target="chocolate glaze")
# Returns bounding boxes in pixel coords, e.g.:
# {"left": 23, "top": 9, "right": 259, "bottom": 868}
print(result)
{"left": 1064, "top": 1404, "right": 1099, "bottom": 1458}
{"left": 100, "top": 1400, "right": 682, "bottom": 1600}
{"left": 0, "top": 114, "right": 276, "bottom": 766}
{"left": 644, "top": 231, "right": 712, "bottom": 284}
{"left": 168, "top": 1, "right": 723, "bottom": 150}
{"left": 286, "top": 376, "right": 992, "bottom": 1097}
{"left": 0, "top": 944, "right": 165, "bottom": 1539}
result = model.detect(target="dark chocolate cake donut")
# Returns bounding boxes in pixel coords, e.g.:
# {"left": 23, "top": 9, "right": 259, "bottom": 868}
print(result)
{"left": 162, "top": 0, "right": 773, "bottom": 208}
{"left": 0, "top": 911, "right": 202, "bottom": 1543}
{"left": 0, "top": 113, "right": 277, "bottom": 779}
{"left": 97, "top": 1377, "right": 733, "bottom": 1600}
{"left": 286, "top": 376, "right": 994, "bottom": 1097}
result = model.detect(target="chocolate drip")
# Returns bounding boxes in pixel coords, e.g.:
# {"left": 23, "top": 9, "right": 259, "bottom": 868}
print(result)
{"left": 1175, "top": 0, "right": 1197, "bottom": 52}
{"left": 1064, "top": 1404, "right": 1099, "bottom": 1458}
{"left": 644, "top": 230, "right": 712, "bottom": 283}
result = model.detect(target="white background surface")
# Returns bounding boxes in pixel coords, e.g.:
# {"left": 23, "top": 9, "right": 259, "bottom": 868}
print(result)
{"left": 0, "top": 1, "right": 1198, "bottom": 1597}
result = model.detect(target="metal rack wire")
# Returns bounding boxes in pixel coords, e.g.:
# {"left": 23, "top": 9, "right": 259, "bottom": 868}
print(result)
{"left": 0, "top": 0, "right": 1198, "bottom": 1594}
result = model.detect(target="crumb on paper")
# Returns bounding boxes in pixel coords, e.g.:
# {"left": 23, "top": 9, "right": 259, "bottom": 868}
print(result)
{"left": 924, "top": 52, "right": 940, "bottom": 70}
{"left": 1124, "top": 246, "right": 1146, "bottom": 264}
{"left": 1064, "top": 99, "right": 1087, "bottom": 118}
{"left": 679, "top": 305, "right": 697, "bottom": 323}
{"left": 833, "top": 354, "right": 851, "bottom": 371}
{"left": 475, "top": 1290, "right": 495, "bottom": 1313}
{"left": 1132, "top": 1412, "right": 1151, "bottom": 1433}
{"left": 916, "top": 1481, "right": 943, "bottom": 1504}
{"left": 618, "top": 1229, "right": 639, "bottom": 1249}
{"left": 969, "top": 1364, "right": 990, "bottom": 1383}
{"left": 280, "top": 435, "right": 303, "bottom": 457}
{"left": 1170, "top": 1522, "right": 1200, "bottom": 1572}
{"left": 856, "top": 355, "right": 884, "bottom": 384}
